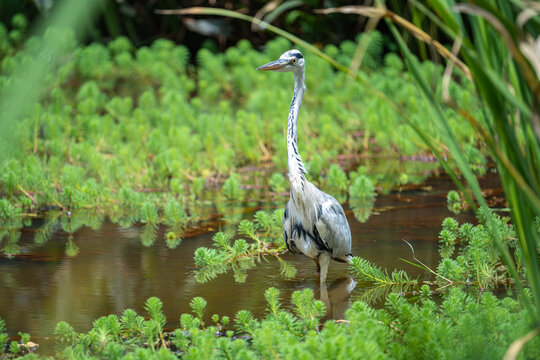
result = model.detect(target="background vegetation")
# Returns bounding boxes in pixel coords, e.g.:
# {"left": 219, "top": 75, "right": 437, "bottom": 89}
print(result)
{"left": 0, "top": 0, "right": 539, "bottom": 359}
{"left": 0, "top": 13, "right": 484, "bottom": 255}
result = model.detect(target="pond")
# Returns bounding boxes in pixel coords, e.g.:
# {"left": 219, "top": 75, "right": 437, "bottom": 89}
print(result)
{"left": 0, "top": 164, "right": 501, "bottom": 355}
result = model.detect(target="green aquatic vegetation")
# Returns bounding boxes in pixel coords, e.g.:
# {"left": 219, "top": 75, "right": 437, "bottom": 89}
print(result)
{"left": 325, "top": 164, "right": 348, "bottom": 197}
{"left": 0, "top": 198, "right": 22, "bottom": 256}
{"left": 348, "top": 173, "right": 376, "bottom": 200}
{"left": 163, "top": 198, "right": 189, "bottom": 243}
{"left": 113, "top": 186, "right": 145, "bottom": 228}
{"left": 350, "top": 256, "right": 417, "bottom": 286}
{"left": 0, "top": 26, "right": 485, "bottom": 227}
{"left": 436, "top": 209, "right": 516, "bottom": 288}
{"left": 438, "top": 217, "right": 459, "bottom": 258}
{"left": 3, "top": 285, "right": 539, "bottom": 359}
{"left": 0, "top": 13, "right": 27, "bottom": 55}
{"left": 34, "top": 212, "right": 60, "bottom": 245}
{"left": 268, "top": 172, "right": 287, "bottom": 193}
{"left": 447, "top": 190, "right": 463, "bottom": 214}
{"left": 221, "top": 173, "right": 244, "bottom": 201}
{"left": 0, "top": 316, "right": 7, "bottom": 352}
{"left": 351, "top": 209, "right": 520, "bottom": 292}
{"left": 0, "top": 322, "right": 35, "bottom": 359}
{"left": 193, "top": 209, "right": 292, "bottom": 283}
{"left": 463, "top": 144, "right": 487, "bottom": 176}
{"left": 53, "top": 297, "right": 170, "bottom": 358}
{"left": 140, "top": 202, "right": 159, "bottom": 247}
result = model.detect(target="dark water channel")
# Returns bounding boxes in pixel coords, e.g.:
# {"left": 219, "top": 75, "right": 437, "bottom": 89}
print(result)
{"left": 0, "top": 169, "right": 502, "bottom": 354}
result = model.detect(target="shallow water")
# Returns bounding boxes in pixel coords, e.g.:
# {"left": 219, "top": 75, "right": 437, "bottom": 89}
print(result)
{"left": 0, "top": 170, "right": 502, "bottom": 354}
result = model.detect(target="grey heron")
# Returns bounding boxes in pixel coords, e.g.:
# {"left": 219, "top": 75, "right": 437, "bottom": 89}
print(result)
{"left": 257, "top": 49, "right": 352, "bottom": 285}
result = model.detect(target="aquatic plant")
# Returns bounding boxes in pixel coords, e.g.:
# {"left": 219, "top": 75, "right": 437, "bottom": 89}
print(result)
{"left": 3, "top": 282, "right": 540, "bottom": 359}
{"left": 447, "top": 190, "right": 463, "bottom": 214}
{"left": 0, "top": 18, "right": 483, "bottom": 219}
{"left": 325, "top": 164, "right": 348, "bottom": 197}
{"left": 193, "top": 209, "right": 293, "bottom": 283}
{"left": 445, "top": 208, "right": 517, "bottom": 288}
{"left": 163, "top": 198, "right": 189, "bottom": 247}
{"left": 438, "top": 217, "right": 459, "bottom": 258}
{"left": 348, "top": 173, "right": 376, "bottom": 200}
{"left": 139, "top": 201, "right": 159, "bottom": 247}
{"left": 0, "top": 318, "right": 36, "bottom": 359}
{"left": 0, "top": 13, "right": 490, "bottom": 258}
{"left": 268, "top": 172, "right": 287, "bottom": 193}
{"left": 221, "top": 173, "right": 244, "bottom": 201}
{"left": 0, "top": 318, "right": 7, "bottom": 354}
{"left": 0, "top": 198, "right": 22, "bottom": 256}
{"left": 350, "top": 257, "right": 417, "bottom": 286}
{"left": 351, "top": 209, "right": 520, "bottom": 294}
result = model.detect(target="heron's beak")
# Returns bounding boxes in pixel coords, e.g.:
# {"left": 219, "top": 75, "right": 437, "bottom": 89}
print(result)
{"left": 257, "top": 59, "right": 287, "bottom": 71}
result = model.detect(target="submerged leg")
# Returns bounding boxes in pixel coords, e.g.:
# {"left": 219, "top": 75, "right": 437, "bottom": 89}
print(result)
{"left": 318, "top": 252, "right": 330, "bottom": 285}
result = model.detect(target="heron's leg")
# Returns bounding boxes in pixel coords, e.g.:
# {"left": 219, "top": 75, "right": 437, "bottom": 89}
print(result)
{"left": 313, "top": 257, "right": 320, "bottom": 273}
{"left": 318, "top": 252, "right": 330, "bottom": 285}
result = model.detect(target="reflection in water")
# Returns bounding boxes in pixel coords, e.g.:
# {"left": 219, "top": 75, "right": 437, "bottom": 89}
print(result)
{"left": 317, "top": 277, "right": 357, "bottom": 321}
{"left": 65, "top": 235, "right": 79, "bottom": 257}
{"left": 350, "top": 198, "right": 375, "bottom": 223}
{"left": 34, "top": 212, "right": 60, "bottom": 245}
{"left": 2, "top": 229, "right": 21, "bottom": 257}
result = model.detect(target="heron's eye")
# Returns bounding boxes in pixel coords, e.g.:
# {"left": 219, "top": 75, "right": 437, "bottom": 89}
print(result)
{"left": 291, "top": 58, "right": 297, "bottom": 64}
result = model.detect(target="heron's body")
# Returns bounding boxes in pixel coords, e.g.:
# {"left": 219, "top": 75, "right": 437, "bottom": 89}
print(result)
{"left": 257, "top": 50, "right": 352, "bottom": 284}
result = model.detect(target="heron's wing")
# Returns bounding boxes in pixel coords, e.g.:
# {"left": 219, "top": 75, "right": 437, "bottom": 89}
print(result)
{"left": 282, "top": 201, "right": 295, "bottom": 253}
{"left": 314, "top": 192, "right": 352, "bottom": 258}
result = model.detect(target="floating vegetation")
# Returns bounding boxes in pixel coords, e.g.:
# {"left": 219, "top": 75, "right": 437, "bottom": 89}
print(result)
{"left": 447, "top": 190, "right": 464, "bottom": 214}
{"left": 2, "top": 284, "right": 538, "bottom": 359}
{"left": 0, "top": 19, "right": 488, "bottom": 258}
{"left": 350, "top": 257, "right": 417, "bottom": 286}
{"left": 140, "top": 202, "right": 159, "bottom": 247}
{"left": 268, "top": 172, "right": 287, "bottom": 193}
{"left": 193, "top": 209, "right": 292, "bottom": 283}
{"left": 221, "top": 173, "right": 244, "bottom": 201}
{"left": 0, "top": 24, "right": 484, "bottom": 249}
{"left": 350, "top": 208, "right": 520, "bottom": 293}
{"left": 349, "top": 174, "right": 376, "bottom": 200}
{"left": 325, "top": 164, "right": 349, "bottom": 200}
{"left": 0, "top": 199, "right": 22, "bottom": 257}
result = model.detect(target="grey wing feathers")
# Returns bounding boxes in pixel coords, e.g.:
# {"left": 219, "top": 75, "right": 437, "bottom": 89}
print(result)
{"left": 282, "top": 201, "right": 294, "bottom": 253}
{"left": 314, "top": 192, "right": 352, "bottom": 258}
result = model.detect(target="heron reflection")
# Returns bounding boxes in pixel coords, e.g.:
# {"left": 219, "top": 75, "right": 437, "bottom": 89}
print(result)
{"left": 317, "top": 277, "right": 357, "bottom": 321}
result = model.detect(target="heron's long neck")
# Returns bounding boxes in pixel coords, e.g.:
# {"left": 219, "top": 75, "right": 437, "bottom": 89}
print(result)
{"left": 287, "top": 69, "right": 307, "bottom": 194}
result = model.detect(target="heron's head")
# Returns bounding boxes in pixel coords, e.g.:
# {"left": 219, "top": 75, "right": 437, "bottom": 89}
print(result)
{"left": 256, "top": 49, "right": 304, "bottom": 73}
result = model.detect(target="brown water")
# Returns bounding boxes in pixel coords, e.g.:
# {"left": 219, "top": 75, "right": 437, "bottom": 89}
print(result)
{"left": 0, "top": 171, "right": 502, "bottom": 354}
